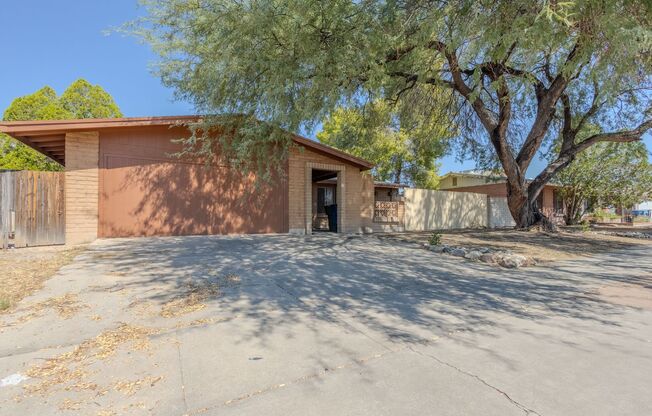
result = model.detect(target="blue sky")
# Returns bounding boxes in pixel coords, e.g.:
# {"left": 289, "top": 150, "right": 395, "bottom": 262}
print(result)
{"left": 1, "top": 1, "right": 647, "bottom": 176}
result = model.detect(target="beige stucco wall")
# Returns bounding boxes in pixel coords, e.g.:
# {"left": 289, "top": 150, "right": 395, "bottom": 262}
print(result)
{"left": 488, "top": 196, "right": 516, "bottom": 228}
{"left": 65, "top": 131, "right": 99, "bottom": 245}
{"left": 288, "top": 146, "right": 373, "bottom": 234}
{"left": 404, "top": 188, "right": 487, "bottom": 231}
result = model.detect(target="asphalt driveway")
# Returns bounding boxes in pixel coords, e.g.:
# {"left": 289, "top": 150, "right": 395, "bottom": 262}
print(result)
{"left": 1, "top": 234, "right": 651, "bottom": 415}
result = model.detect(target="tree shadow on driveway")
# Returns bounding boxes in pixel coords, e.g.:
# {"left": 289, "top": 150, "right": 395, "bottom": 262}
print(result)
{"left": 85, "top": 233, "right": 650, "bottom": 349}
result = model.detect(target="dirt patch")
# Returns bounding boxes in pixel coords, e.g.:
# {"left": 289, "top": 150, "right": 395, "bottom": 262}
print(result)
{"left": 590, "top": 224, "right": 652, "bottom": 234}
{"left": 598, "top": 283, "right": 652, "bottom": 310}
{"left": 0, "top": 245, "right": 87, "bottom": 313}
{"left": 380, "top": 229, "right": 652, "bottom": 263}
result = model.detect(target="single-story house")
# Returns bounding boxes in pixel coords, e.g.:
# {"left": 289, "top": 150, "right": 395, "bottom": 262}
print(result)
{"left": 439, "top": 170, "right": 566, "bottom": 223}
{"left": 0, "top": 116, "right": 400, "bottom": 244}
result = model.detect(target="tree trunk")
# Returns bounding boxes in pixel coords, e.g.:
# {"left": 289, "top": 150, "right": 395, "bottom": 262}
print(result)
{"left": 506, "top": 180, "right": 556, "bottom": 231}
{"left": 563, "top": 193, "right": 583, "bottom": 225}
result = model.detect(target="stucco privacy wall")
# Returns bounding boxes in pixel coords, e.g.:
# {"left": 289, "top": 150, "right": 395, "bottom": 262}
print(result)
{"left": 65, "top": 131, "right": 99, "bottom": 245}
{"left": 288, "top": 146, "right": 374, "bottom": 234}
{"left": 488, "top": 196, "right": 516, "bottom": 228}
{"left": 404, "top": 188, "right": 487, "bottom": 231}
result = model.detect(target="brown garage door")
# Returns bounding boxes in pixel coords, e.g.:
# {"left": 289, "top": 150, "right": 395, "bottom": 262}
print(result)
{"left": 98, "top": 127, "right": 288, "bottom": 238}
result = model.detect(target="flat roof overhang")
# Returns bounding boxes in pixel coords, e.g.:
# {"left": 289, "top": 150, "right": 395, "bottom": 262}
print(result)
{"left": 0, "top": 116, "right": 375, "bottom": 170}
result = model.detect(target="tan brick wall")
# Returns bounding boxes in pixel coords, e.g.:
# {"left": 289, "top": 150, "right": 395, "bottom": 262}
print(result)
{"left": 65, "top": 131, "right": 99, "bottom": 244}
{"left": 444, "top": 183, "right": 508, "bottom": 197}
{"left": 288, "top": 146, "right": 373, "bottom": 234}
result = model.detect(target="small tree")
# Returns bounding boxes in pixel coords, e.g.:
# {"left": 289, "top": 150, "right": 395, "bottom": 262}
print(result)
{"left": 554, "top": 141, "right": 652, "bottom": 224}
{"left": 1, "top": 79, "right": 122, "bottom": 171}
{"left": 317, "top": 97, "right": 451, "bottom": 188}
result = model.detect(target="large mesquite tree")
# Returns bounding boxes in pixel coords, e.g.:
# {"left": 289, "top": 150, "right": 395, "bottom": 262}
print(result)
{"left": 134, "top": 0, "right": 652, "bottom": 228}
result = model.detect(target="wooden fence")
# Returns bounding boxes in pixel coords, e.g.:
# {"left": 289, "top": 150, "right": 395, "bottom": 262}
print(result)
{"left": 0, "top": 171, "right": 65, "bottom": 248}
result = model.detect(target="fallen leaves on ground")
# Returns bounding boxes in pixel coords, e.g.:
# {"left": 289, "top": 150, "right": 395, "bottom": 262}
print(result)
{"left": 113, "top": 376, "right": 163, "bottom": 396}
{"left": 23, "top": 324, "right": 159, "bottom": 397}
{"left": 0, "top": 246, "right": 86, "bottom": 313}
{"left": 18, "top": 293, "right": 89, "bottom": 322}
{"left": 160, "top": 274, "right": 239, "bottom": 318}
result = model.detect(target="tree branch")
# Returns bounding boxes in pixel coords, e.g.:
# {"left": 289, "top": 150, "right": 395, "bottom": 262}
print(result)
{"left": 573, "top": 80, "right": 602, "bottom": 135}
{"left": 528, "top": 118, "right": 652, "bottom": 198}
{"left": 516, "top": 43, "right": 580, "bottom": 172}
{"left": 560, "top": 93, "right": 575, "bottom": 153}
{"left": 438, "top": 44, "right": 499, "bottom": 134}
{"left": 573, "top": 118, "right": 652, "bottom": 154}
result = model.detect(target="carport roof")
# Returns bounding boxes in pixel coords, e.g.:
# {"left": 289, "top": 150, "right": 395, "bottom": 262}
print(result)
{"left": 0, "top": 115, "right": 374, "bottom": 170}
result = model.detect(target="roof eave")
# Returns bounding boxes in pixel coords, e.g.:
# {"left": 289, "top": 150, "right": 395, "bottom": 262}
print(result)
{"left": 0, "top": 116, "right": 375, "bottom": 171}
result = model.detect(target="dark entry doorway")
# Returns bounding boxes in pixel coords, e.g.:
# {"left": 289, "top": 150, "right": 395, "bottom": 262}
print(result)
{"left": 311, "top": 169, "right": 338, "bottom": 232}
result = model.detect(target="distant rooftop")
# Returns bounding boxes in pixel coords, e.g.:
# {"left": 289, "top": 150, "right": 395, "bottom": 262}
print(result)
{"left": 373, "top": 181, "right": 406, "bottom": 189}
{"left": 442, "top": 169, "right": 506, "bottom": 179}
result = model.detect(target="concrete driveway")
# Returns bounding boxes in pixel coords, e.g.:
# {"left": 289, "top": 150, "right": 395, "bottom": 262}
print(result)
{"left": 1, "top": 234, "right": 651, "bottom": 415}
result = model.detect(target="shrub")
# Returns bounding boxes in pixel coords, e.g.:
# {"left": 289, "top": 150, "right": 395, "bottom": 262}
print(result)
{"left": 429, "top": 232, "right": 442, "bottom": 246}
{"left": 591, "top": 210, "right": 620, "bottom": 221}
{"left": 580, "top": 221, "right": 590, "bottom": 232}
{"left": 0, "top": 299, "right": 10, "bottom": 311}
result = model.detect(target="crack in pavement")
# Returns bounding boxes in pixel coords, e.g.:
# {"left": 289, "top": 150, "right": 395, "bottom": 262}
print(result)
{"left": 176, "top": 341, "right": 190, "bottom": 414}
{"left": 408, "top": 346, "right": 543, "bottom": 416}
{"left": 185, "top": 348, "right": 401, "bottom": 415}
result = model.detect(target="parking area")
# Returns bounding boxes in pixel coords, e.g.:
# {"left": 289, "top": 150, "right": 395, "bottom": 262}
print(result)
{"left": 1, "top": 234, "right": 651, "bottom": 415}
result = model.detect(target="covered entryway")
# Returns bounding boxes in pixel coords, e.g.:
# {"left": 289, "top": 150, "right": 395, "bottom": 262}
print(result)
{"left": 303, "top": 162, "right": 346, "bottom": 235}
{"left": 311, "top": 169, "right": 339, "bottom": 232}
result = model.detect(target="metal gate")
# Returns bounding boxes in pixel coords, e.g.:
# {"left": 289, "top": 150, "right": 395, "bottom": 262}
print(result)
{"left": 0, "top": 171, "right": 65, "bottom": 248}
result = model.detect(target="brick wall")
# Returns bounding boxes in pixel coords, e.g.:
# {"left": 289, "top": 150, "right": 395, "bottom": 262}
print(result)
{"left": 65, "top": 131, "right": 99, "bottom": 244}
{"left": 288, "top": 146, "right": 373, "bottom": 234}
{"left": 445, "top": 183, "right": 508, "bottom": 197}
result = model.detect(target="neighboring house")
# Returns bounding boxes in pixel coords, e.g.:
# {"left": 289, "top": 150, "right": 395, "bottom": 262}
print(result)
{"left": 439, "top": 170, "right": 566, "bottom": 223}
{"left": 0, "top": 116, "right": 399, "bottom": 244}
{"left": 632, "top": 201, "right": 652, "bottom": 219}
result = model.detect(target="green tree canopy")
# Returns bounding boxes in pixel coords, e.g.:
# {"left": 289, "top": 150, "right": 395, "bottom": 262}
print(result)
{"left": 553, "top": 138, "right": 652, "bottom": 224}
{"left": 317, "top": 98, "right": 451, "bottom": 189}
{"left": 133, "top": 0, "right": 652, "bottom": 228}
{"left": 1, "top": 79, "right": 122, "bottom": 171}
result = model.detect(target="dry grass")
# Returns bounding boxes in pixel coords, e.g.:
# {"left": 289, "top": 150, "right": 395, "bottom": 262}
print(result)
{"left": 382, "top": 229, "right": 652, "bottom": 263}
{"left": 0, "top": 246, "right": 86, "bottom": 313}
{"left": 23, "top": 324, "right": 159, "bottom": 397}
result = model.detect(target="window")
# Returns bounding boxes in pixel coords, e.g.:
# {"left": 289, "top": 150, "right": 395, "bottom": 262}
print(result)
{"left": 317, "top": 187, "right": 335, "bottom": 214}
{"left": 553, "top": 190, "right": 564, "bottom": 213}
{"left": 452, "top": 177, "right": 458, "bottom": 186}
